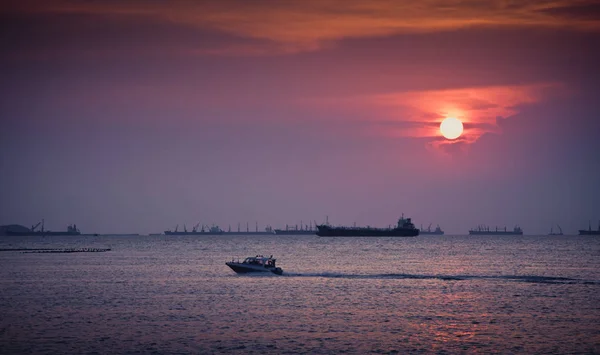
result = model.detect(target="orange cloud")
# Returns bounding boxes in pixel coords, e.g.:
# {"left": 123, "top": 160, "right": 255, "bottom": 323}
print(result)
{"left": 376, "top": 83, "right": 566, "bottom": 138}
{"left": 309, "top": 82, "right": 568, "bottom": 148}
{"left": 9, "top": 0, "right": 600, "bottom": 53}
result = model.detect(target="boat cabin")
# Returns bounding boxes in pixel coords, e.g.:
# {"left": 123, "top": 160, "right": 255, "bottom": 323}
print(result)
{"left": 242, "top": 255, "right": 277, "bottom": 267}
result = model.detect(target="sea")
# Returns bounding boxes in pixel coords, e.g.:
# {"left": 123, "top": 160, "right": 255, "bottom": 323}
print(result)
{"left": 1, "top": 234, "right": 599, "bottom": 354}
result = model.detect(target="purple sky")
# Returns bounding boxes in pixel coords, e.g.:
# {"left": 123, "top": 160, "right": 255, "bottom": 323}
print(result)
{"left": 1, "top": 1, "right": 599, "bottom": 234}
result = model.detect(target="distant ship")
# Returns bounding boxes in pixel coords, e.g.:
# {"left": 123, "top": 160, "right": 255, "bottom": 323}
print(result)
{"left": 164, "top": 223, "right": 275, "bottom": 236}
{"left": 316, "top": 215, "right": 419, "bottom": 237}
{"left": 579, "top": 221, "right": 600, "bottom": 236}
{"left": 469, "top": 225, "right": 523, "bottom": 235}
{"left": 164, "top": 223, "right": 222, "bottom": 235}
{"left": 419, "top": 223, "right": 444, "bottom": 235}
{"left": 274, "top": 221, "right": 316, "bottom": 235}
{"left": 4, "top": 220, "right": 81, "bottom": 236}
{"left": 548, "top": 225, "right": 563, "bottom": 236}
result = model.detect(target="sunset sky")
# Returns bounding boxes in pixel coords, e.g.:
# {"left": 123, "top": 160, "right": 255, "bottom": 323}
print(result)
{"left": 1, "top": 0, "right": 599, "bottom": 234}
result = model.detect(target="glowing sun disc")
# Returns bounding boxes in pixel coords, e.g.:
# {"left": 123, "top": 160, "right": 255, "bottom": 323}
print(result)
{"left": 440, "top": 117, "right": 464, "bottom": 140}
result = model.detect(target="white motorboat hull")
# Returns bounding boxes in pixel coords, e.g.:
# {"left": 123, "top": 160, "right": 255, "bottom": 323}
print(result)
{"left": 226, "top": 262, "right": 283, "bottom": 275}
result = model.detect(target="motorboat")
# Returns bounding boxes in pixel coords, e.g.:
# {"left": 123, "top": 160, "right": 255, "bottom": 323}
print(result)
{"left": 226, "top": 255, "right": 283, "bottom": 275}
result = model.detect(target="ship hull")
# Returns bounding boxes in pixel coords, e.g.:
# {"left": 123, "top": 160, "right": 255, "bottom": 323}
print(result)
{"left": 164, "top": 231, "right": 275, "bottom": 236}
{"left": 579, "top": 230, "right": 600, "bottom": 235}
{"left": 165, "top": 231, "right": 222, "bottom": 235}
{"left": 274, "top": 230, "right": 316, "bottom": 235}
{"left": 469, "top": 231, "right": 523, "bottom": 235}
{"left": 316, "top": 226, "right": 418, "bottom": 237}
{"left": 6, "top": 231, "right": 81, "bottom": 236}
{"left": 225, "top": 262, "right": 283, "bottom": 275}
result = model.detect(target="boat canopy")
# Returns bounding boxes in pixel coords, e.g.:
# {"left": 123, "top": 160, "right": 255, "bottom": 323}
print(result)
{"left": 242, "top": 255, "right": 276, "bottom": 265}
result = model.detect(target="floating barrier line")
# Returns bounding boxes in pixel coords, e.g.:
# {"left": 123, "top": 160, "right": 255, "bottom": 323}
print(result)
{"left": 0, "top": 248, "right": 57, "bottom": 252}
{"left": 0, "top": 248, "right": 111, "bottom": 253}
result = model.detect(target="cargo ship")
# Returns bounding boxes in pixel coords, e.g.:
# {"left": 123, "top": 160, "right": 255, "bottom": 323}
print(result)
{"left": 164, "top": 223, "right": 222, "bottom": 235}
{"left": 274, "top": 221, "right": 316, "bottom": 235}
{"left": 579, "top": 221, "right": 600, "bottom": 236}
{"left": 469, "top": 225, "right": 523, "bottom": 235}
{"left": 164, "top": 223, "right": 275, "bottom": 235}
{"left": 316, "top": 215, "right": 419, "bottom": 237}
{"left": 548, "top": 225, "right": 563, "bottom": 236}
{"left": 419, "top": 223, "right": 444, "bottom": 235}
{"left": 4, "top": 220, "right": 81, "bottom": 236}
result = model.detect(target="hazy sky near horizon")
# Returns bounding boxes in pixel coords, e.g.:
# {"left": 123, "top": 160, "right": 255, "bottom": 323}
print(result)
{"left": 1, "top": 0, "right": 599, "bottom": 234}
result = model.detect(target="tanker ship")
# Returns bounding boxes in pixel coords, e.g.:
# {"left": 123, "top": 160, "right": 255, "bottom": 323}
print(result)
{"left": 316, "top": 215, "right": 419, "bottom": 237}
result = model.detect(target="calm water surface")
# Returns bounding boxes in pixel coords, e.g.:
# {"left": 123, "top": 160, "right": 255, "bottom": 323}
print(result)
{"left": 1, "top": 234, "right": 599, "bottom": 354}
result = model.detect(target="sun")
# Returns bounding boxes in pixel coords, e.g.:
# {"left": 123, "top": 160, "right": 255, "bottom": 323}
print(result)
{"left": 440, "top": 117, "right": 464, "bottom": 140}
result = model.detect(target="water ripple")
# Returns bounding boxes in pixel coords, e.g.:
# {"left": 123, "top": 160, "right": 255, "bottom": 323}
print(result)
{"left": 1, "top": 234, "right": 599, "bottom": 354}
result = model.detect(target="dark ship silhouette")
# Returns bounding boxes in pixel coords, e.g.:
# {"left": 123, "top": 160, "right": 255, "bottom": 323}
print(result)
{"left": 274, "top": 221, "right": 316, "bottom": 235}
{"left": 548, "top": 225, "right": 563, "bottom": 236}
{"left": 469, "top": 225, "right": 523, "bottom": 235}
{"left": 164, "top": 222, "right": 275, "bottom": 235}
{"left": 419, "top": 223, "right": 444, "bottom": 235}
{"left": 4, "top": 220, "right": 81, "bottom": 236}
{"left": 316, "top": 215, "right": 419, "bottom": 237}
{"left": 579, "top": 221, "right": 600, "bottom": 236}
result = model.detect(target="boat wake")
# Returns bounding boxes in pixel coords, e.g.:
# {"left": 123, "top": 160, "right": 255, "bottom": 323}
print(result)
{"left": 283, "top": 272, "right": 464, "bottom": 281}
{"left": 282, "top": 272, "right": 598, "bottom": 284}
